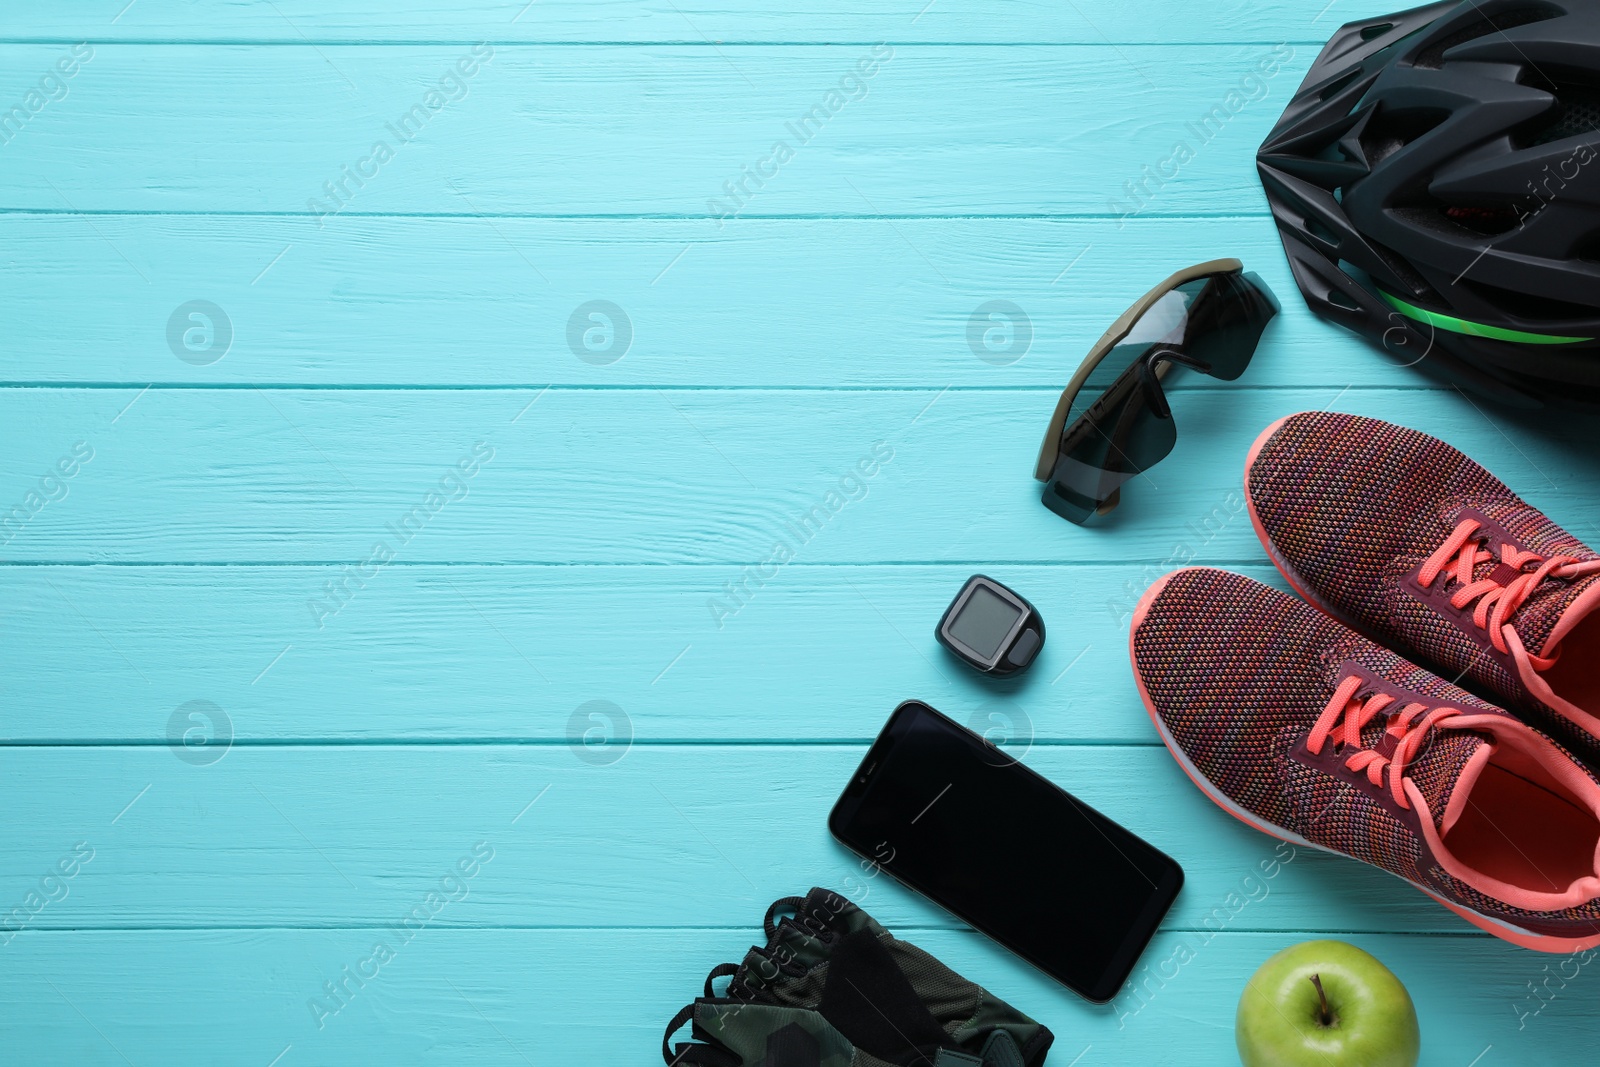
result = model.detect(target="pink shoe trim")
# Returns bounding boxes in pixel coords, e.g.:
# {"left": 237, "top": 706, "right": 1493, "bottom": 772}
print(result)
{"left": 1439, "top": 743, "right": 1492, "bottom": 838}
{"left": 1242, "top": 413, "right": 1296, "bottom": 475}
{"left": 1243, "top": 416, "right": 1361, "bottom": 629}
{"left": 1130, "top": 568, "right": 1318, "bottom": 855}
{"left": 1425, "top": 893, "right": 1600, "bottom": 953}
{"left": 1544, "top": 574, "right": 1600, "bottom": 651}
{"left": 1129, "top": 569, "right": 1178, "bottom": 632}
{"left": 1129, "top": 576, "right": 1600, "bottom": 954}
{"left": 1506, "top": 628, "right": 1600, "bottom": 743}
{"left": 1410, "top": 711, "right": 1600, "bottom": 912}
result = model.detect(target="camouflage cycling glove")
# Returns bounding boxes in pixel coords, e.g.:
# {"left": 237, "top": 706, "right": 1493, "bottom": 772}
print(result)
{"left": 662, "top": 887, "right": 1054, "bottom": 1067}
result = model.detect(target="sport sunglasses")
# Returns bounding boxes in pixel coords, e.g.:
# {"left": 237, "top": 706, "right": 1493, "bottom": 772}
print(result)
{"left": 1033, "top": 259, "right": 1279, "bottom": 525}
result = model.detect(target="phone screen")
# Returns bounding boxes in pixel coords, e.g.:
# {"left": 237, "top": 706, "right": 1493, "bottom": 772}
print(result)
{"left": 829, "top": 701, "right": 1183, "bottom": 1002}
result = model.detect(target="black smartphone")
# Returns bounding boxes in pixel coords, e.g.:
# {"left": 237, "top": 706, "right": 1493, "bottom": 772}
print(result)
{"left": 829, "top": 700, "right": 1183, "bottom": 1003}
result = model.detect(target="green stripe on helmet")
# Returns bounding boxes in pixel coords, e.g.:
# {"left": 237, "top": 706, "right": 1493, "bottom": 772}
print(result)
{"left": 1379, "top": 290, "right": 1593, "bottom": 345}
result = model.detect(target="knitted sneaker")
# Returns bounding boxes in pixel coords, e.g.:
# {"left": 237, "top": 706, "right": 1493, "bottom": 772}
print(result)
{"left": 1245, "top": 411, "right": 1600, "bottom": 767}
{"left": 1131, "top": 567, "right": 1600, "bottom": 952}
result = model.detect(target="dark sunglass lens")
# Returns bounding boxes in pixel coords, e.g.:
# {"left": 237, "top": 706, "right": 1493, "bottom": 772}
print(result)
{"left": 1043, "top": 373, "right": 1178, "bottom": 524}
{"left": 1040, "top": 265, "right": 1278, "bottom": 525}
{"left": 1057, "top": 281, "right": 1213, "bottom": 428}
{"left": 1041, "top": 471, "right": 1097, "bottom": 523}
{"left": 1060, "top": 340, "right": 1155, "bottom": 431}
{"left": 1175, "top": 272, "right": 1279, "bottom": 381}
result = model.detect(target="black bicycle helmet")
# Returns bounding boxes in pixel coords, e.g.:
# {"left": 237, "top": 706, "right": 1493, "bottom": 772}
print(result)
{"left": 1258, "top": 0, "right": 1600, "bottom": 406}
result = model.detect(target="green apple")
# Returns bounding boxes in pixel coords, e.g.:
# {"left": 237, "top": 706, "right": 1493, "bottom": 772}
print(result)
{"left": 1236, "top": 940, "right": 1420, "bottom": 1067}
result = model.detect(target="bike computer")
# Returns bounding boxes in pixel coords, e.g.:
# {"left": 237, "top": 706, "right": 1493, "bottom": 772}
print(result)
{"left": 935, "top": 575, "right": 1045, "bottom": 676}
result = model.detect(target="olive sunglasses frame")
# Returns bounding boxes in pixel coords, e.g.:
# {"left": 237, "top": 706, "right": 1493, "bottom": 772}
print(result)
{"left": 1033, "top": 259, "right": 1278, "bottom": 523}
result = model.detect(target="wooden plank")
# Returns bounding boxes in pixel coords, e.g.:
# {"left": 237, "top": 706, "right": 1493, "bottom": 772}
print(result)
{"left": 0, "top": 744, "right": 1497, "bottom": 934}
{"left": 1, "top": 387, "right": 1588, "bottom": 564}
{"left": 0, "top": 563, "right": 1283, "bottom": 744}
{"left": 4, "top": 0, "right": 1400, "bottom": 45}
{"left": 12, "top": 8, "right": 1595, "bottom": 1067}
{"left": 1, "top": 215, "right": 1404, "bottom": 388}
{"left": 0, "top": 43, "right": 1309, "bottom": 214}
{"left": 0, "top": 927, "right": 1580, "bottom": 1064}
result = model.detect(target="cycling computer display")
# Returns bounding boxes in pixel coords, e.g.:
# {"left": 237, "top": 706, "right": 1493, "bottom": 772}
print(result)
{"left": 935, "top": 575, "right": 1044, "bottom": 676}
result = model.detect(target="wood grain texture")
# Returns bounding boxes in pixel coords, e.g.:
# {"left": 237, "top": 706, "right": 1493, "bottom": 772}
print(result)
{"left": 8, "top": 3, "right": 1600, "bottom": 1063}
{"left": 0, "top": 744, "right": 1510, "bottom": 934}
{"left": 4, "top": 0, "right": 1400, "bottom": 45}
{"left": 6, "top": 214, "right": 1414, "bottom": 385}
{"left": 2, "top": 43, "right": 1306, "bottom": 214}
{"left": 1, "top": 215, "right": 1422, "bottom": 388}
{"left": 0, "top": 928, "right": 1584, "bottom": 1066}
{"left": 3, "top": 563, "right": 1255, "bottom": 744}
{"left": 3, "top": 387, "right": 1593, "bottom": 564}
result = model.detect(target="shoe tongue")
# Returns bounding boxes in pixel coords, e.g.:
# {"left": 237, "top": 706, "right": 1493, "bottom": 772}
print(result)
{"left": 1517, "top": 571, "right": 1600, "bottom": 662}
{"left": 1394, "top": 725, "right": 1495, "bottom": 835}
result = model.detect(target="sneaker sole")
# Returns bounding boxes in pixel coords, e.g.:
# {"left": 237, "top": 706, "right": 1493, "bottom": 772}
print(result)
{"left": 1130, "top": 568, "right": 1600, "bottom": 954}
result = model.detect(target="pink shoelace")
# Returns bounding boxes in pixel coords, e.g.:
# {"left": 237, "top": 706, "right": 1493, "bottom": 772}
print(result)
{"left": 1418, "top": 519, "right": 1600, "bottom": 670}
{"left": 1308, "top": 675, "right": 1462, "bottom": 810}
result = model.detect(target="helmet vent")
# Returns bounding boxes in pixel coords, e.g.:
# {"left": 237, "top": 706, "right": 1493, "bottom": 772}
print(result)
{"left": 1319, "top": 68, "right": 1366, "bottom": 102}
{"left": 1393, "top": 201, "right": 1524, "bottom": 238}
{"left": 1328, "top": 281, "right": 1363, "bottom": 311}
{"left": 1359, "top": 21, "right": 1396, "bottom": 41}
{"left": 1306, "top": 215, "right": 1343, "bottom": 249}
{"left": 1522, "top": 84, "right": 1600, "bottom": 147}
{"left": 1359, "top": 106, "right": 1450, "bottom": 164}
{"left": 1461, "top": 278, "right": 1600, "bottom": 321}
{"left": 1367, "top": 237, "right": 1442, "bottom": 303}
{"left": 1441, "top": 204, "right": 1522, "bottom": 236}
{"left": 1413, "top": 4, "right": 1563, "bottom": 70}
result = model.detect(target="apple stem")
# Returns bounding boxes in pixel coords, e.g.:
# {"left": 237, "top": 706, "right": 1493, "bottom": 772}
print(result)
{"left": 1309, "top": 973, "right": 1333, "bottom": 1027}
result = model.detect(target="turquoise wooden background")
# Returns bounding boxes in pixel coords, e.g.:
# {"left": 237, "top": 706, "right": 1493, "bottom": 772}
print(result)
{"left": 4, "top": 2, "right": 1598, "bottom": 1063}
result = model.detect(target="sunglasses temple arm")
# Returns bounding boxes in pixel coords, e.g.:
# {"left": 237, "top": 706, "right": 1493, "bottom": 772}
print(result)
{"left": 1138, "top": 356, "right": 1173, "bottom": 420}
{"left": 1150, "top": 346, "right": 1212, "bottom": 374}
